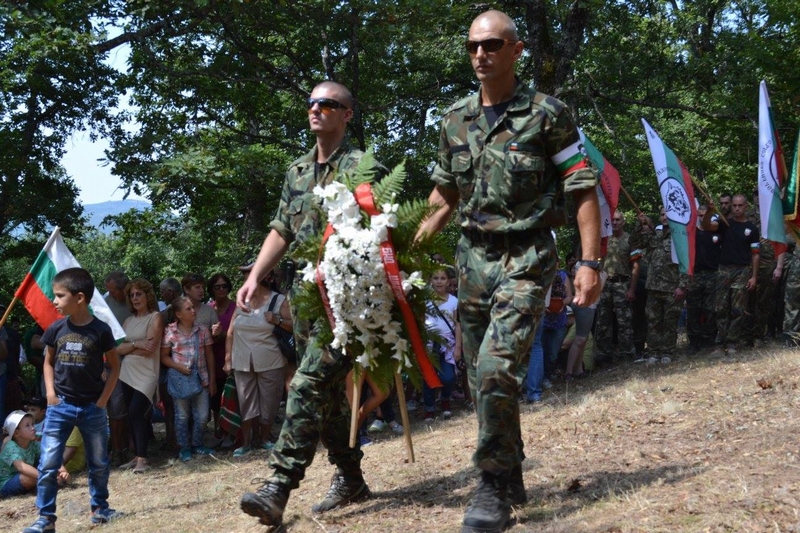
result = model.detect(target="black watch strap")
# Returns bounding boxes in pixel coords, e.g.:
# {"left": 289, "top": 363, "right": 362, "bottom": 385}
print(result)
{"left": 575, "top": 260, "right": 602, "bottom": 272}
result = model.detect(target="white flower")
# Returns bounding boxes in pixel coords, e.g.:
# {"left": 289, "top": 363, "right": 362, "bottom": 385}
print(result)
{"left": 401, "top": 271, "right": 425, "bottom": 294}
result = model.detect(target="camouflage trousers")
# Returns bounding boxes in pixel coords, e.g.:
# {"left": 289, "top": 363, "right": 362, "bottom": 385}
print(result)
{"left": 750, "top": 263, "right": 780, "bottom": 339}
{"left": 784, "top": 253, "right": 800, "bottom": 337}
{"left": 686, "top": 269, "right": 717, "bottom": 348}
{"left": 457, "top": 231, "right": 555, "bottom": 474}
{"left": 645, "top": 289, "right": 681, "bottom": 356}
{"left": 715, "top": 265, "right": 753, "bottom": 346}
{"left": 268, "top": 339, "right": 361, "bottom": 489}
{"left": 595, "top": 279, "right": 635, "bottom": 358}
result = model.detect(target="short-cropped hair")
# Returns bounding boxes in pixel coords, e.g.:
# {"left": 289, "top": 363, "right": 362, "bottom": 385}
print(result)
{"left": 53, "top": 268, "right": 95, "bottom": 297}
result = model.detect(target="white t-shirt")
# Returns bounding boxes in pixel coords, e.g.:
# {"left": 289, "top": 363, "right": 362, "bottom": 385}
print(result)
{"left": 425, "top": 294, "right": 458, "bottom": 365}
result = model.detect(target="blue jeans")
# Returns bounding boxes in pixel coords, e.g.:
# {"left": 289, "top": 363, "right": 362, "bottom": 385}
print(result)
{"left": 422, "top": 356, "right": 456, "bottom": 412}
{"left": 174, "top": 389, "right": 209, "bottom": 448}
{"left": 542, "top": 326, "right": 568, "bottom": 379}
{"left": 526, "top": 321, "right": 545, "bottom": 401}
{"left": 37, "top": 399, "right": 110, "bottom": 520}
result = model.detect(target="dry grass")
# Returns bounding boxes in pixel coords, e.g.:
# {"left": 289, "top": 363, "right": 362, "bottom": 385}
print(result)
{"left": 2, "top": 344, "right": 800, "bottom": 533}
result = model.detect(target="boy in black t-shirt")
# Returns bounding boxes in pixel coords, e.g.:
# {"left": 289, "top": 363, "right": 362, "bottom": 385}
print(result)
{"left": 23, "top": 268, "right": 121, "bottom": 533}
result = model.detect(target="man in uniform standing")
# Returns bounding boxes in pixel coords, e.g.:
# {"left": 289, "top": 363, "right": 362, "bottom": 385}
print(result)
{"left": 703, "top": 194, "right": 760, "bottom": 356}
{"left": 416, "top": 10, "right": 601, "bottom": 533}
{"left": 686, "top": 205, "right": 721, "bottom": 352}
{"left": 637, "top": 208, "right": 689, "bottom": 359}
{"left": 595, "top": 211, "right": 640, "bottom": 362}
{"left": 236, "top": 81, "right": 385, "bottom": 528}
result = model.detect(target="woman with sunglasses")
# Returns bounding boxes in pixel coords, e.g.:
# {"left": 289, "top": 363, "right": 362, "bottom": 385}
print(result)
{"left": 224, "top": 266, "right": 292, "bottom": 458}
{"left": 207, "top": 272, "right": 236, "bottom": 446}
{"left": 117, "top": 278, "right": 164, "bottom": 473}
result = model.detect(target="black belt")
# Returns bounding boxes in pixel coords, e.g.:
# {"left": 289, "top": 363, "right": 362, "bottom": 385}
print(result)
{"left": 462, "top": 228, "right": 539, "bottom": 247}
{"left": 606, "top": 275, "right": 630, "bottom": 283}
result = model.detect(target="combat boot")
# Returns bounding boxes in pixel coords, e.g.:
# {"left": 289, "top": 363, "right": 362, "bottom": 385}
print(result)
{"left": 311, "top": 470, "right": 371, "bottom": 513}
{"left": 507, "top": 464, "right": 527, "bottom": 505}
{"left": 240, "top": 480, "right": 290, "bottom": 526}
{"left": 462, "top": 470, "right": 511, "bottom": 533}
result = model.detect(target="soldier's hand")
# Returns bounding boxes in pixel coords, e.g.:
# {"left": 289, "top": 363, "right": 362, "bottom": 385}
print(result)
{"left": 673, "top": 287, "right": 686, "bottom": 302}
{"left": 625, "top": 288, "right": 636, "bottom": 302}
{"left": 746, "top": 277, "right": 757, "bottom": 291}
{"left": 573, "top": 268, "right": 601, "bottom": 307}
{"left": 773, "top": 266, "right": 783, "bottom": 284}
{"left": 236, "top": 278, "right": 258, "bottom": 311}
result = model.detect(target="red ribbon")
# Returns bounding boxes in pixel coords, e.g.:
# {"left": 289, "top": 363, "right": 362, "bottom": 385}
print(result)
{"left": 314, "top": 184, "right": 442, "bottom": 388}
{"left": 354, "top": 183, "right": 442, "bottom": 388}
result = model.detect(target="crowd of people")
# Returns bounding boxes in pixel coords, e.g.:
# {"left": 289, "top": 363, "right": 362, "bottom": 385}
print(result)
{"left": 1, "top": 8, "right": 798, "bottom": 533}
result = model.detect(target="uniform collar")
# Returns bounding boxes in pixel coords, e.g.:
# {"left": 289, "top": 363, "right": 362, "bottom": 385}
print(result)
{"left": 463, "top": 78, "right": 532, "bottom": 119}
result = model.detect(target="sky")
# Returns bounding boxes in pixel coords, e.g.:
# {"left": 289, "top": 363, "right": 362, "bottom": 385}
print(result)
{"left": 60, "top": 40, "right": 147, "bottom": 206}
{"left": 61, "top": 132, "right": 147, "bottom": 205}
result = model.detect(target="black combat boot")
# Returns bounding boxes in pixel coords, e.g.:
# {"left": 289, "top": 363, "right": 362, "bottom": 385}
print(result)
{"left": 311, "top": 469, "right": 371, "bottom": 513}
{"left": 507, "top": 464, "right": 527, "bottom": 505}
{"left": 462, "top": 470, "right": 511, "bottom": 533}
{"left": 240, "top": 481, "right": 290, "bottom": 526}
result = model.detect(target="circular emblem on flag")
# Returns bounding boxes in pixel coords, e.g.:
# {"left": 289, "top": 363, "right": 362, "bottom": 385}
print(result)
{"left": 660, "top": 178, "right": 692, "bottom": 225}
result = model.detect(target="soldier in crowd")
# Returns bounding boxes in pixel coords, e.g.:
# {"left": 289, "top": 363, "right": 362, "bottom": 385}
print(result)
{"left": 637, "top": 208, "right": 689, "bottom": 359}
{"left": 747, "top": 190, "right": 786, "bottom": 346}
{"left": 686, "top": 205, "right": 721, "bottom": 352}
{"left": 718, "top": 192, "right": 733, "bottom": 218}
{"left": 595, "top": 211, "right": 641, "bottom": 363}
{"left": 783, "top": 240, "right": 800, "bottom": 346}
{"left": 703, "top": 194, "right": 760, "bottom": 356}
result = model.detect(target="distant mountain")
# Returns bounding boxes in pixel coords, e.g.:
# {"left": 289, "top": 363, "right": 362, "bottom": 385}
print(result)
{"left": 84, "top": 200, "right": 150, "bottom": 233}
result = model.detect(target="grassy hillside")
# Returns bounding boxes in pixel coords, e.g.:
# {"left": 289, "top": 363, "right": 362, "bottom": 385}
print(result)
{"left": 2, "top": 344, "right": 798, "bottom": 532}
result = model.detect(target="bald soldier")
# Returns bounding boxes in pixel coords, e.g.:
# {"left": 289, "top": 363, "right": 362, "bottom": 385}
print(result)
{"left": 417, "top": 10, "right": 601, "bottom": 533}
{"left": 237, "top": 81, "right": 386, "bottom": 528}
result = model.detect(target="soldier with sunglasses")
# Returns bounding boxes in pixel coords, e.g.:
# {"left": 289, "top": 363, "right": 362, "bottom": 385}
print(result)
{"left": 417, "top": 10, "right": 601, "bottom": 533}
{"left": 236, "top": 81, "right": 386, "bottom": 528}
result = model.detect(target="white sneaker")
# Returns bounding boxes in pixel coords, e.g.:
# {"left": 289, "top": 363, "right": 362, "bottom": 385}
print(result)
{"left": 367, "top": 419, "right": 387, "bottom": 434}
{"left": 388, "top": 421, "right": 404, "bottom": 435}
{"left": 406, "top": 400, "right": 417, "bottom": 411}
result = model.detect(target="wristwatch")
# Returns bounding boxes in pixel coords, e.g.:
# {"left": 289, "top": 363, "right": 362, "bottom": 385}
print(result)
{"left": 575, "top": 260, "right": 602, "bottom": 272}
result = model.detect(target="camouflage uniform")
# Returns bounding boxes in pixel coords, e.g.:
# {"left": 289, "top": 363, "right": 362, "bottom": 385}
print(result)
{"left": 750, "top": 238, "right": 779, "bottom": 340}
{"left": 642, "top": 225, "right": 689, "bottom": 356}
{"left": 431, "top": 82, "right": 596, "bottom": 474}
{"left": 267, "top": 144, "right": 386, "bottom": 488}
{"left": 714, "top": 219, "right": 760, "bottom": 347}
{"left": 595, "top": 232, "right": 639, "bottom": 359}
{"left": 783, "top": 246, "right": 800, "bottom": 342}
{"left": 686, "top": 228, "right": 720, "bottom": 349}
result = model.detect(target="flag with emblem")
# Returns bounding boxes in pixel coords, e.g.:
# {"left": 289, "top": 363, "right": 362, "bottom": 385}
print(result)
{"left": 757, "top": 80, "right": 788, "bottom": 256}
{"left": 641, "top": 119, "right": 697, "bottom": 275}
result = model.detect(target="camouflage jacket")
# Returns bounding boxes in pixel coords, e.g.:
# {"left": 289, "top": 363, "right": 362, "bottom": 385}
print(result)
{"left": 643, "top": 225, "right": 690, "bottom": 292}
{"left": 270, "top": 143, "right": 387, "bottom": 253}
{"left": 430, "top": 81, "right": 597, "bottom": 234}
{"left": 602, "top": 232, "right": 641, "bottom": 277}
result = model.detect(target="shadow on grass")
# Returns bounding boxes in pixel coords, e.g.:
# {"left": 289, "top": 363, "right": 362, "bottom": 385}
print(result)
{"left": 324, "top": 457, "right": 703, "bottom": 530}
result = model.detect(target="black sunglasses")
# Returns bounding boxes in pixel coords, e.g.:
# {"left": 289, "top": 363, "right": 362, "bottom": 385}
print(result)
{"left": 213, "top": 284, "right": 230, "bottom": 290}
{"left": 307, "top": 97, "right": 349, "bottom": 111}
{"left": 465, "top": 38, "right": 516, "bottom": 55}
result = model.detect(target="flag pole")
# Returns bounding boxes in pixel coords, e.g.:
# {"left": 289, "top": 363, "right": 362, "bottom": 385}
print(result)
{"left": 349, "top": 369, "right": 362, "bottom": 449}
{"left": 0, "top": 297, "right": 20, "bottom": 328}
{"left": 691, "top": 177, "right": 729, "bottom": 226}
{"left": 619, "top": 185, "right": 643, "bottom": 216}
{"left": 394, "top": 372, "right": 415, "bottom": 463}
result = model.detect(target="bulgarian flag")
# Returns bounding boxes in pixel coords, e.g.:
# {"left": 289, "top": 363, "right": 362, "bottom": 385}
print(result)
{"left": 578, "top": 128, "right": 621, "bottom": 240}
{"left": 782, "top": 128, "right": 800, "bottom": 241}
{"left": 757, "top": 80, "right": 788, "bottom": 256}
{"left": 641, "top": 119, "right": 697, "bottom": 275}
{"left": 14, "top": 227, "right": 126, "bottom": 340}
